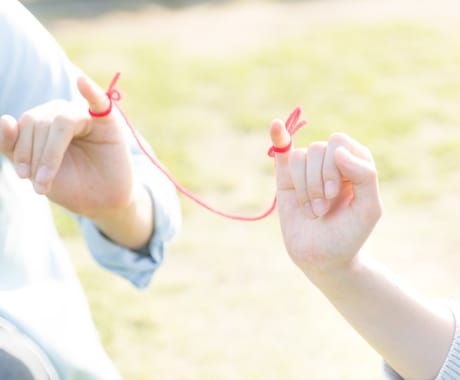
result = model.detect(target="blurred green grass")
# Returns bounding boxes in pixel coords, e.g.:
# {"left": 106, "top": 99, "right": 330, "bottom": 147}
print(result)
{"left": 54, "top": 19, "right": 460, "bottom": 234}
{"left": 51, "top": 9, "right": 460, "bottom": 380}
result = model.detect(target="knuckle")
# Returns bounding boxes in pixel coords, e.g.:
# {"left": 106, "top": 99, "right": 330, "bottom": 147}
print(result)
{"left": 35, "top": 120, "right": 50, "bottom": 130}
{"left": 328, "top": 132, "right": 349, "bottom": 144}
{"left": 364, "top": 201, "right": 383, "bottom": 225}
{"left": 296, "top": 192, "right": 309, "bottom": 205}
{"left": 289, "top": 148, "right": 306, "bottom": 163}
{"left": 52, "top": 114, "right": 79, "bottom": 138}
{"left": 41, "top": 150, "right": 60, "bottom": 166}
{"left": 53, "top": 114, "right": 72, "bottom": 126}
{"left": 18, "top": 112, "right": 35, "bottom": 126}
{"left": 307, "top": 178, "right": 324, "bottom": 198}
{"left": 362, "top": 146, "right": 374, "bottom": 161}
{"left": 308, "top": 189, "right": 324, "bottom": 200}
{"left": 13, "top": 147, "right": 29, "bottom": 163}
{"left": 365, "top": 163, "right": 379, "bottom": 181}
{"left": 308, "top": 141, "right": 326, "bottom": 153}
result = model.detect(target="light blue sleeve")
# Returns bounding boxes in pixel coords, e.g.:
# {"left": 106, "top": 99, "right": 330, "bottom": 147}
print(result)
{"left": 381, "top": 362, "right": 404, "bottom": 380}
{"left": 0, "top": 0, "right": 81, "bottom": 118}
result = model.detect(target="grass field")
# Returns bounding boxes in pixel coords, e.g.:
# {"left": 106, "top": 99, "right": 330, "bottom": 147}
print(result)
{"left": 30, "top": 0, "right": 460, "bottom": 378}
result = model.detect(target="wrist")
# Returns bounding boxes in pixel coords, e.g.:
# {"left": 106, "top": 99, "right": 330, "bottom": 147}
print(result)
{"left": 301, "top": 252, "right": 369, "bottom": 292}
{"left": 89, "top": 183, "right": 155, "bottom": 250}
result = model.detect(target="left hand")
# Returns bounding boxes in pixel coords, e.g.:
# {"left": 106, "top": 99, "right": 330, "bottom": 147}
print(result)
{"left": 270, "top": 119, "right": 382, "bottom": 275}
{"left": 0, "top": 76, "right": 135, "bottom": 218}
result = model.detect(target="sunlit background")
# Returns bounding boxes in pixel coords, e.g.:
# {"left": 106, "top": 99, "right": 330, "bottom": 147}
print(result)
{"left": 21, "top": 0, "right": 460, "bottom": 379}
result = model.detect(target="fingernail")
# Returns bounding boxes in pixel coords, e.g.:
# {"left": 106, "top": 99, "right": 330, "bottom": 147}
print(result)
{"left": 16, "top": 163, "right": 30, "bottom": 178}
{"left": 325, "top": 180, "right": 339, "bottom": 199}
{"left": 312, "top": 198, "right": 329, "bottom": 217}
{"left": 33, "top": 182, "right": 47, "bottom": 194}
{"left": 35, "top": 165, "right": 50, "bottom": 184}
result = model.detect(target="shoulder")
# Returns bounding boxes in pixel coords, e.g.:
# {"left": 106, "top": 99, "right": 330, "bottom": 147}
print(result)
{"left": 0, "top": 1, "right": 63, "bottom": 58}
{"left": 0, "top": 1, "right": 81, "bottom": 117}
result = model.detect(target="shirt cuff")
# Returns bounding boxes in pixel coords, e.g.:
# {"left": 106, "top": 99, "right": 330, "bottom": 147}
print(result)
{"left": 436, "top": 302, "right": 460, "bottom": 379}
{"left": 79, "top": 178, "right": 181, "bottom": 289}
{"left": 79, "top": 217, "right": 160, "bottom": 288}
{"left": 78, "top": 128, "right": 182, "bottom": 288}
{"left": 381, "top": 362, "right": 404, "bottom": 380}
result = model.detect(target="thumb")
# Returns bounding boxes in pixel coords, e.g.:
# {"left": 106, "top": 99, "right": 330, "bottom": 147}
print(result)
{"left": 335, "top": 146, "right": 380, "bottom": 206}
{"left": 77, "top": 75, "right": 112, "bottom": 118}
{"left": 0, "top": 115, "right": 19, "bottom": 160}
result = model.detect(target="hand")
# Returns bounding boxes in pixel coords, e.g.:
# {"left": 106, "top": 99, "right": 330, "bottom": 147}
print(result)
{"left": 0, "top": 76, "right": 134, "bottom": 218}
{"left": 270, "top": 119, "right": 383, "bottom": 274}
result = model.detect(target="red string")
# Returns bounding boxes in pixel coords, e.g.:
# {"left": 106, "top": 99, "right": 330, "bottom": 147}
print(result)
{"left": 90, "top": 73, "right": 306, "bottom": 221}
{"left": 88, "top": 73, "right": 122, "bottom": 118}
{"left": 267, "top": 106, "right": 307, "bottom": 157}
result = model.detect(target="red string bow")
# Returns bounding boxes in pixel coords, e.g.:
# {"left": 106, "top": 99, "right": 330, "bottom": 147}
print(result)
{"left": 267, "top": 106, "right": 307, "bottom": 157}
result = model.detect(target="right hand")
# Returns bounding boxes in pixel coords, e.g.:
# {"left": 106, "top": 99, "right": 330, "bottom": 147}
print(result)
{"left": 270, "top": 119, "right": 383, "bottom": 275}
{"left": 0, "top": 76, "right": 135, "bottom": 218}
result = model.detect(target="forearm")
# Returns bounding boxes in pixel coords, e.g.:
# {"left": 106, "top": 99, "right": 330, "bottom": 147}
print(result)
{"left": 89, "top": 183, "right": 154, "bottom": 250}
{"left": 304, "top": 254, "right": 455, "bottom": 380}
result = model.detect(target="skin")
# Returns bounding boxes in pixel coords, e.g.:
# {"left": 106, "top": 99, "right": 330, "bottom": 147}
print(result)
{"left": 0, "top": 76, "right": 154, "bottom": 250}
{"left": 270, "top": 119, "right": 455, "bottom": 379}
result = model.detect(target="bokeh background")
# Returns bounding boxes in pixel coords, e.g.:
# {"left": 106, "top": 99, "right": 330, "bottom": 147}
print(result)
{"left": 21, "top": 0, "right": 460, "bottom": 378}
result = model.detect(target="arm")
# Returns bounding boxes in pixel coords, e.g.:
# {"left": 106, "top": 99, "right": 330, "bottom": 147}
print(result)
{"left": 0, "top": 75, "right": 181, "bottom": 288}
{"left": 67, "top": 77, "right": 156, "bottom": 251}
{"left": 310, "top": 255, "right": 454, "bottom": 380}
{"left": 0, "top": 1, "right": 152, "bottom": 249}
{"left": 1, "top": 2, "right": 180, "bottom": 259}
{"left": 270, "top": 120, "right": 455, "bottom": 379}
{"left": 0, "top": 77, "right": 155, "bottom": 250}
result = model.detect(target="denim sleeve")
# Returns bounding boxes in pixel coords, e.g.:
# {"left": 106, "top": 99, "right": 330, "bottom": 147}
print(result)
{"left": 79, "top": 131, "right": 182, "bottom": 289}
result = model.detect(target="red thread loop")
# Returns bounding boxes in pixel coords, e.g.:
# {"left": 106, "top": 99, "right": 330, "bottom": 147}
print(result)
{"left": 88, "top": 72, "right": 122, "bottom": 118}
{"left": 98, "top": 72, "right": 307, "bottom": 221}
{"left": 267, "top": 106, "right": 307, "bottom": 157}
{"left": 270, "top": 140, "right": 292, "bottom": 155}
